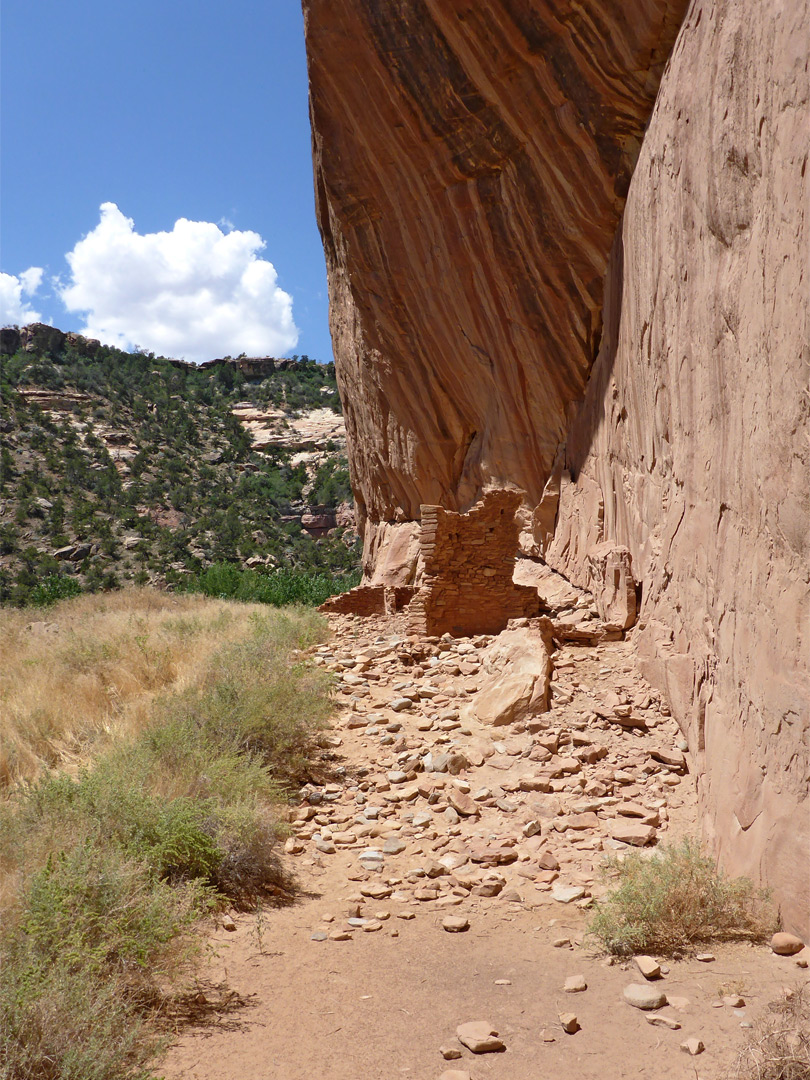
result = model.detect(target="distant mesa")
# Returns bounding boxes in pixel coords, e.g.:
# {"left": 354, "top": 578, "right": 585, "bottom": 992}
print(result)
{"left": 0, "top": 323, "right": 318, "bottom": 378}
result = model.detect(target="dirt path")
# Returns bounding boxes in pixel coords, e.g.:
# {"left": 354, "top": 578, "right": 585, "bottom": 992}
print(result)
{"left": 163, "top": 612, "right": 806, "bottom": 1080}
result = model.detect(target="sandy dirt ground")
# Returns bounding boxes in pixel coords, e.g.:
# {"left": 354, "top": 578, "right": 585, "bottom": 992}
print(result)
{"left": 162, "top": 612, "right": 807, "bottom": 1080}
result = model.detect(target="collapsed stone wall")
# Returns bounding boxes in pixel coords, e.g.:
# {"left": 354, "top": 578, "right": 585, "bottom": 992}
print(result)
{"left": 406, "top": 492, "right": 540, "bottom": 637}
{"left": 319, "top": 584, "right": 416, "bottom": 617}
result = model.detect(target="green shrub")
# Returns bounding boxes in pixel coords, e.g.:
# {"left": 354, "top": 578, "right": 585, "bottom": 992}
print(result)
{"left": 0, "top": 842, "right": 204, "bottom": 1080}
{"left": 28, "top": 574, "right": 82, "bottom": 607}
{"left": 185, "top": 562, "right": 360, "bottom": 607}
{"left": 588, "top": 837, "right": 775, "bottom": 956}
{"left": 20, "top": 844, "right": 203, "bottom": 979}
{"left": 0, "top": 954, "right": 159, "bottom": 1080}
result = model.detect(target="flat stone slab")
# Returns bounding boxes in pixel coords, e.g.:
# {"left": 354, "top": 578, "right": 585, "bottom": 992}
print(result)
{"left": 624, "top": 983, "right": 668, "bottom": 1010}
{"left": 552, "top": 885, "right": 586, "bottom": 904}
{"left": 456, "top": 1021, "right": 505, "bottom": 1054}
{"left": 610, "top": 821, "right": 657, "bottom": 846}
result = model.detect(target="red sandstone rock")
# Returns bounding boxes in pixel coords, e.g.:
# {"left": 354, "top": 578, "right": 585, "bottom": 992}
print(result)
{"left": 468, "top": 624, "right": 552, "bottom": 726}
{"left": 304, "top": 0, "right": 810, "bottom": 939}
{"left": 305, "top": 0, "right": 686, "bottom": 539}
{"left": 543, "top": 0, "right": 810, "bottom": 935}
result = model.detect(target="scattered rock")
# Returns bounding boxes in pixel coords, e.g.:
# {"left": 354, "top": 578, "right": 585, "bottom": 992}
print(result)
{"left": 771, "top": 932, "right": 805, "bottom": 955}
{"left": 634, "top": 955, "right": 661, "bottom": 980}
{"left": 552, "top": 884, "right": 586, "bottom": 904}
{"left": 623, "top": 983, "right": 668, "bottom": 1010}
{"left": 456, "top": 1021, "right": 505, "bottom": 1054}
{"left": 449, "top": 789, "right": 480, "bottom": 817}
{"left": 646, "top": 1014, "right": 681, "bottom": 1030}
{"left": 221, "top": 914, "right": 237, "bottom": 932}
{"left": 609, "top": 821, "right": 657, "bottom": 846}
{"left": 383, "top": 837, "right": 407, "bottom": 855}
{"left": 564, "top": 975, "right": 587, "bottom": 993}
{"left": 440, "top": 1046, "right": 463, "bottom": 1060}
{"left": 680, "top": 1038, "right": 705, "bottom": 1056}
{"left": 442, "top": 916, "right": 470, "bottom": 933}
{"left": 559, "top": 1013, "right": 580, "bottom": 1034}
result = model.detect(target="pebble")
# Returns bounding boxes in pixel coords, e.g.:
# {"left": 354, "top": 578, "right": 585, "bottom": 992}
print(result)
{"left": 439, "top": 1046, "right": 462, "bottom": 1060}
{"left": 623, "top": 983, "right": 668, "bottom": 1010}
{"left": 723, "top": 995, "right": 745, "bottom": 1008}
{"left": 680, "top": 1038, "right": 705, "bottom": 1056}
{"left": 310, "top": 930, "right": 328, "bottom": 941}
{"left": 696, "top": 952, "right": 716, "bottom": 962}
{"left": 634, "top": 955, "right": 661, "bottom": 980}
{"left": 771, "top": 932, "right": 805, "bottom": 956}
{"left": 646, "top": 1014, "right": 681, "bottom": 1030}
{"left": 559, "top": 1013, "right": 580, "bottom": 1034}
{"left": 456, "top": 1021, "right": 505, "bottom": 1053}
{"left": 442, "top": 916, "right": 470, "bottom": 933}
{"left": 221, "top": 914, "right": 237, "bottom": 932}
{"left": 564, "top": 975, "right": 587, "bottom": 993}
{"left": 390, "top": 698, "right": 414, "bottom": 712}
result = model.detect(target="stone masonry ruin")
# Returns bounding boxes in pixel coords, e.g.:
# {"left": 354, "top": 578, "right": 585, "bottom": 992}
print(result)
{"left": 322, "top": 491, "right": 541, "bottom": 637}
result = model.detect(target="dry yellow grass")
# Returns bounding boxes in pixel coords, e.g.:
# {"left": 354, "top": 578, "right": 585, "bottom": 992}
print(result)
{"left": 0, "top": 588, "right": 292, "bottom": 790}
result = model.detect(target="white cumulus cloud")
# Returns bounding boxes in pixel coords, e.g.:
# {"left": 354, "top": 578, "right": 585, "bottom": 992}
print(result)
{"left": 59, "top": 203, "right": 299, "bottom": 363}
{"left": 0, "top": 267, "right": 44, "bottom": 325}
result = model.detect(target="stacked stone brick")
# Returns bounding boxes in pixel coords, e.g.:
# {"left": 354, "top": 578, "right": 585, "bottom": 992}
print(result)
{"left": 319, "top": 584, "right": 415, "bottom": 617}
{"left": 406, "top": 491, "right": 540, "bottom": 637}
{"left": 320, "top": 491, "right": 539, "bottom": 637}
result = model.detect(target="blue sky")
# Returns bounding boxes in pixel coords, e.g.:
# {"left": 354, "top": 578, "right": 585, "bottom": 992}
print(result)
{"left": 0, "top": 1, "right": 333, "bottom": 363}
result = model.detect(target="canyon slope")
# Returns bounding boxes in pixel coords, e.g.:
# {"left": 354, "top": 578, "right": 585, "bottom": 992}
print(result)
{"left": 303, "top": 0, "right": 810, "bottom": 934}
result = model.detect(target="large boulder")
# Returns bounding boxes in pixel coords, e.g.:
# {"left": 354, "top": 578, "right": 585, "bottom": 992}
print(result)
{"left": 468, "top": 625, "right": 552, "bottom": 727}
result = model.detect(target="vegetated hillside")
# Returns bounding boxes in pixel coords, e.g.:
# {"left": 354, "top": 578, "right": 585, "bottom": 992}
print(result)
{"left": 0, "top": 327, "right": 360, "bottom": 606}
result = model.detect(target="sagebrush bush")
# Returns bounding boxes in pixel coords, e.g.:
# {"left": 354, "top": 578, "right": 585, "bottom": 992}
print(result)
{"left": 0, "top": 591, "right": 332, "bottom": 1080}
{"left": 588, "top": 838, "right": 775, "bottom": 956}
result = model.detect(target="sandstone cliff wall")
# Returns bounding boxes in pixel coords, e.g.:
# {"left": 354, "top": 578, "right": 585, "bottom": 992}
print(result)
{"left": 305, "top": 0, "right": 687, "bottom": 544}
{"left": 304, "top": 0, "right": 810, "bottom": 933}
{"left": 545, "top": 0, "right": 810, "bottom": 934}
